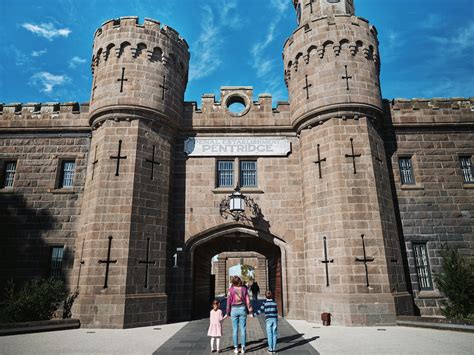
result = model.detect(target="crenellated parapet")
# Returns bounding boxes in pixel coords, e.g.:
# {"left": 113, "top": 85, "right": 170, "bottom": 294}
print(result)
{"left": 92, "top": 17, "right": 188, "bottom": 79}
{"left": 89, "top": 16, "right": 190, "bottom": 130}
{"left": 283, "top": 13, "right": 382, "bottom": 131}
{"left": 182, "top": 87, "right": 291, "bottom": 132}
{"left": 0, "top": 102, "right": 90, "bottom": 129}
{"left": 385, "top": 98, "right": 474, "bottom": 126}
{"left": 284, "top": 16, "right": 379, "bottom": 80}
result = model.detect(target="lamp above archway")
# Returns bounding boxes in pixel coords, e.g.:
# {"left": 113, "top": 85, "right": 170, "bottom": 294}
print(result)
{"left": 219, "top": 186, "right": 261, "bottom": 222}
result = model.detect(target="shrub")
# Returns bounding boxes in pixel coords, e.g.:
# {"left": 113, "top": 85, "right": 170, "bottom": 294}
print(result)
{"left": 434, "top": 245, "right": 474, "bottom": 320}
{"left": 0, "top": 278, "right": 67, "bottom": 323}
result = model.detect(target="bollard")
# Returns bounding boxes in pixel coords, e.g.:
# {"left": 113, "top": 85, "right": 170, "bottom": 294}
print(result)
{"left": 321, "top": 312, "right": 331, "bottom": 326}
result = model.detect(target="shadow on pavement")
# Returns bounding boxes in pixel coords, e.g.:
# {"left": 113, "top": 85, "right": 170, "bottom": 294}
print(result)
{"left": 275, "top": 334, "right": 320, "bottom": 353}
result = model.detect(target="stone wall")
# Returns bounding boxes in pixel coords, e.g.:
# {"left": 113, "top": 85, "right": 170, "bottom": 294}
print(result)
{"left": 299, "top": 116, "right": 410, "bottom": 326}
{"left": 90, "top": 17, "right": 189, "bottom": 123}
{"left": 0, "top": 103, "right": 90, "bottom": 292}
{"left": 384, "top": 98, "right": 474, "bottom": 316}
{"left": 72, "top": 118, "right": 172, "bottom": 328}
{"left": 168, "top": 88, "right": 305, "bottom": 321}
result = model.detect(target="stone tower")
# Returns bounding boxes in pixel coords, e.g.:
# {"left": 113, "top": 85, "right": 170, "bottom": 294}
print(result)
{"left": 72, "top": 17, "right": 189, "bottom": 328}
{"left": 284, "top": 1, "right": 413, "bottom": 325}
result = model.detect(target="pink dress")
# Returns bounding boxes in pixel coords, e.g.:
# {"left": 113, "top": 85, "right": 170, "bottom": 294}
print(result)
{"left": 207, "top": 309, "right": 223, "bottom": 337}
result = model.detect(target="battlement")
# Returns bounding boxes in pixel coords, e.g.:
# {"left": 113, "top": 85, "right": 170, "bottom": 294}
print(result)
{"left": 284, "top": 14, "right": 376, "bottom": 49}
{"left": 182, "top": 87, "right": 291, "bottom": 131}
{"left": 94, "top": 17, "right": 189, "bottom": 50}
{"left": 384, "top": 98, "right": 474, "bottom": 127}
{"left": 389, "top": 98, "right": 473, "bottom": 111}
{"left": 89, "top": 16, "right": 190, "bottom": 123}
{"left": 283, "top": 15, "right": 379, "bottom": 85}
{"left": 1, "top": 102, "right": 89, "bottom": 116}
{"left": 91, "top": 16, "right": 189, "bottom": 81}
{"left": 0, "top": 102, "right": 90, "bottom": 129}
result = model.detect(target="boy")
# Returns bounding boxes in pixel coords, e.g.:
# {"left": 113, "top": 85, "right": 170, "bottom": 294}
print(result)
{"left": 253, "top": 290, "right": 278, "bottom": 354}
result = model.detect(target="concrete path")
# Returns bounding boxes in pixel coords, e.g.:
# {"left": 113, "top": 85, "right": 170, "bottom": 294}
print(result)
{"left": 2, "top": 319, "right": 473, "bottom": 354}
{"left": 0, "top": 322, "right": 187, "bottom": 355}
{"left": 288, "top": 319, "right": 474, "bottom": 355}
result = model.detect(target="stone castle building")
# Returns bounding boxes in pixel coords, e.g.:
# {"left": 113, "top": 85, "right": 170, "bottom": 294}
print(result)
{"left": 0, "top": 0, "right": 473, "bottom": 328}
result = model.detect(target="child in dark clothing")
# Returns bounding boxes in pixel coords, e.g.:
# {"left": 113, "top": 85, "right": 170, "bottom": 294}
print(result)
{"left": 253, "top": 291, "right": 278, "bottom": 353}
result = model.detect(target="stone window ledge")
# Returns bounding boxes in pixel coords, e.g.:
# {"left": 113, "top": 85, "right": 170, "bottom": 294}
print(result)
{"left": 0, "top": 188, "right": 15, "bottom": 194}
{"left": 49, "top": 188, "right": 77, "bottom": 195}
{"left": 212, "top": 188, "right": 264, "bottom": 194}
{"left": 401, "top": 184, "right": 424, "bottom": 191}
{"left": 463, "top": 183, "right": 474, "bottom": 189}
{"left": 417, "top": 290, "right": 443, "bottom": 299}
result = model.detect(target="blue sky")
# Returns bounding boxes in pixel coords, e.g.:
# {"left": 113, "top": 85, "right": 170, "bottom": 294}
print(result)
{"left": 0, "top": 0, "right": 473, "bottom": 105}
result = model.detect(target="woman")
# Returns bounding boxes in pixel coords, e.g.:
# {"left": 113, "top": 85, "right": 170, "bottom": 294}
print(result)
{"left": 226, "top": 276, "right": 253, "bottom": 354}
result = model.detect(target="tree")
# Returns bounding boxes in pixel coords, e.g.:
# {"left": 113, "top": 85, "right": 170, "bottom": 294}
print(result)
{"left": 241, "top": 264, "right": 255, "bottom": 284}
{"left": 434, "top": 245, "right": 474, "bottom": 320}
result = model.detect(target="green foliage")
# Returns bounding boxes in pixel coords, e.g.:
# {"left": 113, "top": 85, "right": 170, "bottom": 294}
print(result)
{"left": 0, "top": 278, "right": 67, "bottom": 323}
{"left": 434, "top": 245, "right": 474, "bottom": 320}
{"left": 241, "top": 264, "right": 255, "bottom": 284}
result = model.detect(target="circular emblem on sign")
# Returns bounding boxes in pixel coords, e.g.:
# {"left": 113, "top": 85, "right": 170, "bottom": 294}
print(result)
{"left": 224, "top": 93, "right": 251, "bottom": 117}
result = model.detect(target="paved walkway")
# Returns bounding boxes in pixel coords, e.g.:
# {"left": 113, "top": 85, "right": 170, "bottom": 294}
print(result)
{"left": 155, "top": 317, "right": 319, "bottom": 354}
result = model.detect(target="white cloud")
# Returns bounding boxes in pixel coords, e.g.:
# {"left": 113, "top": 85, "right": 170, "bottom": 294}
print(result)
{"left": 420, "top": 14, "right": 442, "bottom": 29}
{"left": 250, "top": 0, "right": 290, "bottom": 101}
{"left": 22, "top": 22, "right": 71, "bottom": 41}
{"left": 69, "top": 56, "right": 87, "bottom": 69}
{"left": 420, "top": 76, "right": 474, "bottom": 98}
{"left": 31, "top": 49, "right": 47, "bottom": 57}
{"left": 221, "top": 0, "right": 242, "bottom": 29}
{"left": 31, "top": 71, "right": 71, "bottom": 94}
{"left": 430, "top": 22, "right": 474, "bottom": 53}
{"left": 189, "top": 0, "right": 254, "bottom": 81}
{"left": 270, "top": 0, "right": 289, "bottom": 14}
{"left": 380, "top": 30, "right": 406, "bottom": 64}
{"left": 189, "top": 5, "right": 222, "bottom": 81}
{"left": 9, "top": 46, "right": 31, "bottom": 66}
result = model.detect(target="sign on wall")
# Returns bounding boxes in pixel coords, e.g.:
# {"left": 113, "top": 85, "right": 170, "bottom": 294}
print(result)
{"left": 184, "top": 137, "right": 291, "bottom": 157}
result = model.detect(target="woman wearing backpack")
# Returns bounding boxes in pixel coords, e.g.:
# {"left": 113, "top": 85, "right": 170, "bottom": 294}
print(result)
{"left": 226, "top": 276, "right": 253, "bottom": 354}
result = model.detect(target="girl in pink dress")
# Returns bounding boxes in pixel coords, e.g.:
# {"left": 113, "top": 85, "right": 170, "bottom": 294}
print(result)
{"left": 208, "top": 299, "right": 226, "bottom": 352}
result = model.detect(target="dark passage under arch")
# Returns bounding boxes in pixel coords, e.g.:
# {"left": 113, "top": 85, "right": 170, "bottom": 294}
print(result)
{"left": 191, "top": 231, "right": 284, "bottom": 319}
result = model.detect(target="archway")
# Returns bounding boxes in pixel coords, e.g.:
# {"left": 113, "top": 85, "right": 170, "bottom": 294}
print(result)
{"left": 187, "top": 226, "right": 287, "bottom": 319}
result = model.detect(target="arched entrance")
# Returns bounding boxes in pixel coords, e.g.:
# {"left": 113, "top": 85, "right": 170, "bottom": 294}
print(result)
{"left": 186, "top": 225, "right": 287, "bottom": 319}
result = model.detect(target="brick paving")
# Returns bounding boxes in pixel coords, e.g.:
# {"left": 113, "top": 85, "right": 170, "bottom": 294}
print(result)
{"left": 154, "top": 315, "right": 319, "bottom": 354}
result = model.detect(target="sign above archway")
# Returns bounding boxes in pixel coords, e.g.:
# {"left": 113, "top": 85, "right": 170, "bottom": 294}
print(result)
{"left": 184, "top": 136, "right": 291, "bottom": 156}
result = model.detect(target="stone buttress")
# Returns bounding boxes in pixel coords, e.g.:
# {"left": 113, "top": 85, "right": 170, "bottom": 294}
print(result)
{"left": 72, "top": 17, "right": 189, "bottom": 328}
{"left": 285, "top": 0, "right": 413, "bottom": 325}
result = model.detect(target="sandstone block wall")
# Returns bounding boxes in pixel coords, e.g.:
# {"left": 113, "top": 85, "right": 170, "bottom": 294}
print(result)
{"left": 0, "top": 103, "right": 90, "bottom": 291}
{"left": 167, "top": 89, "right": 306, "bottom": 320}
{"left": 283, "top": 14, "right": 382, "bottom": 129}
{"left": 90, "top": 17, "right": 189, "bottom": 124}
{"left": 299, "top": 116, "right": 408, "bottom": 326}
{"left": 384, "top": 98, "right": 474, "bottom": 316}
{"left": 72, "top": 117, "right": 172, "bottom": 328}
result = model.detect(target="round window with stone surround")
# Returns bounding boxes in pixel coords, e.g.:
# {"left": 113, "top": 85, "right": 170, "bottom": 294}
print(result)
{"left": 224, "top": 93, "right": 251, "bottom": 117}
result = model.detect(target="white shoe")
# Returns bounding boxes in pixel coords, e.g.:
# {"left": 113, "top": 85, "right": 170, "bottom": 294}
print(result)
{"left": 241, "top": 348, "right": 245, "bottom": 354}
{"left": 234, "top": 349, "right": 239, "bottom": 354}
